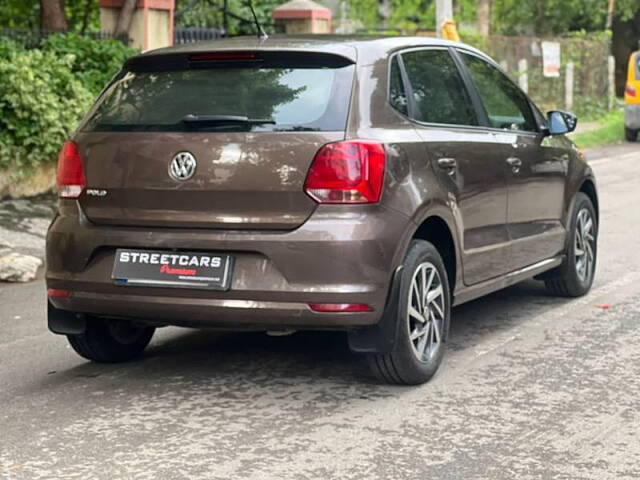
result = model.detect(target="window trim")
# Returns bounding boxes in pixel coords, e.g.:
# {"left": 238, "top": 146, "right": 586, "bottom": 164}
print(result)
{"left": 453, "top": 47, "right": 542, "bottom": 136}
{"left": 386, "top": 46, "right": 490, "bottom": 131}
{"left": 387, "top": 53, "right": 412, "bottom": 118}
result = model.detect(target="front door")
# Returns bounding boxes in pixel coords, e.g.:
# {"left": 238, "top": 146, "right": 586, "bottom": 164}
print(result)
{"left": 458, "top": 51, "right": 567, "bottom": 270}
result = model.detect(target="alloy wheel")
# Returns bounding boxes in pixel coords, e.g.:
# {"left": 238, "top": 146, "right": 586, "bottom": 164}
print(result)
{"left": 407, "top": 262, "right": 446, "bottom": 362}
{"left": 574, "top": 208, "right": 595, "bottom": 282}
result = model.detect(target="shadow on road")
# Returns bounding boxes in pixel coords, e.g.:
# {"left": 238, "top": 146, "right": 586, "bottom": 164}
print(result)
{"left": 30, "top": 278, "right": 576, "bottom": 396}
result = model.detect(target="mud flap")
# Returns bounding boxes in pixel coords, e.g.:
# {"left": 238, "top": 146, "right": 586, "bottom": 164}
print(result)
{"left": 347, "top": 266, "right": 403, "bottom": 354}
{"left": 48, "top": 302, "right": 86, "bottom": 335}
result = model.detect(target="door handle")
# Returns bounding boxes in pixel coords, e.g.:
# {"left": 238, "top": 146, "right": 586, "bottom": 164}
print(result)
{"left": 506, "top": 157, "right": 522, "bottom": 167}
{"left": 437, "top": 157, "right": 457, "bottom": 169}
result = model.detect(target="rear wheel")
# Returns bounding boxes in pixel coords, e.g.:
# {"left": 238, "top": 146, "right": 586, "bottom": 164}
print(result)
{"left": 67, "top": 317, "right": 155, "bottom": 363}
{"left": 545, "top": 192, "right": 597, "bottom": 297}
{"left": 367, "top": 240, "right": 451, "bottom": 385}
{"left": 625, "top": 127, "right": 638, "bottom": 142}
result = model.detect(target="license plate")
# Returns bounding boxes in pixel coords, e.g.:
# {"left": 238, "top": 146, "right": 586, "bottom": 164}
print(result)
{"left": 112, "top": 249, "right": 233, "bottom": 290}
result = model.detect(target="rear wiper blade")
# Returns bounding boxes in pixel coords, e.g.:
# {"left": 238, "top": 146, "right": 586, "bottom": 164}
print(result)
{"left": 181, "top": 114, "right": 275, "bottom": 125}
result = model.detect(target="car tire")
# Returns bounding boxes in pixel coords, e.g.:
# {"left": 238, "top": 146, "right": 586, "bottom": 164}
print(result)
{"left": 67, "top": 317, "right": 155, "bottom": 363}
{"left": 544, "top": 192, "right": 597, "bottom": 297}
{"left": 366, "top": 239, "right": 451, "bottom": 385}
{"left": 625, "top": 127, "right": 638, "bottom": 142}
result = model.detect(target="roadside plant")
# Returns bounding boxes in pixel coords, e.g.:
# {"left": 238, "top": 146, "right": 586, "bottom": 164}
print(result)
{"left": 0, "top": 47, "right": 93, "bottom": 174}
{"left": 42, "top": 33, "right": 137, "bottom": 95}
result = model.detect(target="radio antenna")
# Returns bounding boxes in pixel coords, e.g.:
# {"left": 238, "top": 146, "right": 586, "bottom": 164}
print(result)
{"left": 247, "top": 0, "right": 268, "bottom": 40}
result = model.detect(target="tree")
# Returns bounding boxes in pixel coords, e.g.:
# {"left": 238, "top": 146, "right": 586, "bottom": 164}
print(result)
{"left": 40, "top": 0, "right": 68, "bottom": 31}
{"left": 488, "top": 0, "right": 638, "bottom": 35}
{"left": 0, "top": 0, "right": 40, "bottom": 29}
{"left": 476, "top": 0, "right": 490, "bottom": 36}
{"left": 65, "top": 0, "right": 99, "bottom": 34}
{"left": 612, "top": 8, "right": 640, "bottom": 95}
{"left": 175, "top": 0, "right": 297, "bottom": 35}
{"left": 115, "top": 0, "right": 137, "bottom": 39}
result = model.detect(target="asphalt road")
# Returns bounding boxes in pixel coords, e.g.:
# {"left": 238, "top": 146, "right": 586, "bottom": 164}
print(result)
{"left": 1, "top": 143, "right": 639, "bottom": 480}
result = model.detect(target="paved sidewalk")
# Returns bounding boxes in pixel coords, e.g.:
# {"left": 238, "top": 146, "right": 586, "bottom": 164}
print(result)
{"left": 0, "top": 194, "right": 55, "bottom": 259}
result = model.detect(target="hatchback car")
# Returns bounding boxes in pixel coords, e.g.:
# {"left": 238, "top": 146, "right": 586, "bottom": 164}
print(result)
{"left": 625, "top": 49, "right": 640, "bottom": 141}
{"left": 47, "top": 36, "right": 598, "bottom": 384}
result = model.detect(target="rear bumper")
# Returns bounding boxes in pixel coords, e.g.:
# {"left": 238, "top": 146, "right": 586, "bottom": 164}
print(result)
{"left": 46, "top": 203, "right": 412, "bottom": 329}
{"left": 625, "top": 104, "right": 640, "bottom": 130}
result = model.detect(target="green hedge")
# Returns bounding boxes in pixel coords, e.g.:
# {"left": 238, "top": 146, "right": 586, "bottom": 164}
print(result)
{"left": 0, "top": 35, "right": 136, "bottom": 176}
{"left": 42, "top": 34, "right": 136, "bottom": 96}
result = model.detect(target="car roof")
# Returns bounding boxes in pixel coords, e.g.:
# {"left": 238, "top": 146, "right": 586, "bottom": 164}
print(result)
{"left": 136, "top": 35, "right": 487, "bottom": 65}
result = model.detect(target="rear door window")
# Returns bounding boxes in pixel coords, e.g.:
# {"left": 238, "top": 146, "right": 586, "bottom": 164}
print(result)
{"left": 84, "top": 55, "right": 354, "bottom": 132}
{"left": 400, "top": 49, "right": 479, "bottom": 126}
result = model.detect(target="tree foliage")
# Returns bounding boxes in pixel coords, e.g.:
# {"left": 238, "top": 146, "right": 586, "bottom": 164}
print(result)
{"left": 175, "top": 0, "right": 282, "bottom": 34}
{"left": 42, "top": 33, "right": 137, "bottom": 95}
{"left": 346, "top": 0, "right": 638, "bottom": 34}
{"left": 346, "top": 0, "right": 436, "bottom": 30}
{"left": 489, "top": 0, "right": 639, "bottom": 35}
{"left": 0, "top": 0, "right": 100, "bottom": 32}
{"left": 0, "top": 40, "right": 93, "bottom": 173}
{"left": 0, "top": 0, "right": 638, "bottom": 36}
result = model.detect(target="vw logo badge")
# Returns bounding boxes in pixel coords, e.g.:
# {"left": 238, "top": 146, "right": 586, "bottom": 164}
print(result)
{"left": 169, "top": 152, "right": 197, "bottom": 181}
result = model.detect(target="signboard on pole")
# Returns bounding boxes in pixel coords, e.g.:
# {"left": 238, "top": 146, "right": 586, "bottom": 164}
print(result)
{"left": 542, "top": 41, "right": 561, "bottom": 78}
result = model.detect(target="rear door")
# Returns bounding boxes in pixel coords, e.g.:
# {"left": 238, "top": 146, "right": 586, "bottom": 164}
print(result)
{"left": 458, "top": 51, "right": 567, "bottom": 270}
{"left": 74, "top": 51, "right": 355, "bottom": 230}
{"left": 398, "top": 48, "right": 511, "bottom": 285}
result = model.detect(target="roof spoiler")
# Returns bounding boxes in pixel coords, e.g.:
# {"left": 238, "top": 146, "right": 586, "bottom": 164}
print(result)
{"left": 125, "top": 50, "right": 354, "bottom": 72}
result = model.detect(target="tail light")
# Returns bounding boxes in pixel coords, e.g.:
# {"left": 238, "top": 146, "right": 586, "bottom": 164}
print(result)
{"left": 309, "top": 303, "right": 373, "bottom": 312}
{"left": 47, "top": 288, "right": 70, "bottom": 298}
{"left": 304, "top": 141, "right": 386, "bottom": 204}
{"left": 57, "top": 141, "right": 86, "bottom": 199}
{"left": 626, "top": 83, "right": 637, "bottom": 97}
{"left": 189, "top": 52, "right": 257, "bottom": 61}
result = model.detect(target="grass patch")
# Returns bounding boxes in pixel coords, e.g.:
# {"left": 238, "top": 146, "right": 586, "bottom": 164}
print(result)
{"left": 571, "top": 109, "right": 624, "bottom": 149}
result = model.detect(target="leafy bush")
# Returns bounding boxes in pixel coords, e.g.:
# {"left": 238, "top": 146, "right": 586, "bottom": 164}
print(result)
{"left": 0, "top": 46, "right": 93, "bottom": 173}
{"left": 42, "top": 33, "right": 136, "bottom": 95}
{"left": 0, "top": 37, "right": 23, "bottom": 59}
{"left": 0, "top": 34, "right": 137, "bottom": 176}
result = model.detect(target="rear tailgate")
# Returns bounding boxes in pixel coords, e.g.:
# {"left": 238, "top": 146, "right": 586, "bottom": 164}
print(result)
{"left": 75, "top": 50, "right": 355, "bottom": 230}
{"left": 75, "top": 130, "right": 343, "bottom": 229}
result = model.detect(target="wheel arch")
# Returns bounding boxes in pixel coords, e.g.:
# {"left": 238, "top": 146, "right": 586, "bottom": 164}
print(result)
{"left": 578, "top": 178, "right": 599, "bottom": 223}
{"left": 348, "top": 210, "right": 460, "bottom": 355}
{"left": 410, "top": 213, "right": 460, "bottom": 296}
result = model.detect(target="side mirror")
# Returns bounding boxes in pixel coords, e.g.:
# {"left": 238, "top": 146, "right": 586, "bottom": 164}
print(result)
{"left": 546, "top": 110, "right": 578, "bottom": 135}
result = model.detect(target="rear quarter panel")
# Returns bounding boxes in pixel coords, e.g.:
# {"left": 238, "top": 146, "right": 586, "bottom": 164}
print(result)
{"left": 346, "top": 54, "right": 464, "bottom": 291}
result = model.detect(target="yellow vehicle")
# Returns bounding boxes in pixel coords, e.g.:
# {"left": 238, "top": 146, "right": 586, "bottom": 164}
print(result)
{"left": 625, "top": 50, "right": 640, "bottom": 142}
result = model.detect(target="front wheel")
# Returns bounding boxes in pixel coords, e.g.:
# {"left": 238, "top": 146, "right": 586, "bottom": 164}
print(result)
{"left": 545, "top": 192, "right": 597, "bottom": 297}
{"left": 625, "top": 127, "right": 638, "bottom": 142}
{"left": 67, "top": 317, "right": 155, "bottom": 363}
{"left": 366, "top": 240, "right": 451, "bottom": 385}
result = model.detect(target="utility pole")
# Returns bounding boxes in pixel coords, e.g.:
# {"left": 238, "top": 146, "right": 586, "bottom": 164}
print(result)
{"left": 435, "top": 0, "right": 453, "bottom": 38}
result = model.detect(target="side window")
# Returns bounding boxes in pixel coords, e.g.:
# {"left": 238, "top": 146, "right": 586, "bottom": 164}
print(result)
{"left": 389, "top": 56, "right": 408, "bottom": 116}
{"left": 461, "top": 53, "right": 537, "bottom": 132}
{"left": 400, "top": 49, "right": 478, "bottom": 126}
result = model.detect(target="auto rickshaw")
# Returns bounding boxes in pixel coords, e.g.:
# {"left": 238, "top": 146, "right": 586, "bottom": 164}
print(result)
{"left": 625, "top": 50, "right": 640, "bottom": 142}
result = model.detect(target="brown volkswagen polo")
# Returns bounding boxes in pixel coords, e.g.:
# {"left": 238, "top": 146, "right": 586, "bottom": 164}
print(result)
{"left": 46, "top": 35, "right": 598, "bottom": 384}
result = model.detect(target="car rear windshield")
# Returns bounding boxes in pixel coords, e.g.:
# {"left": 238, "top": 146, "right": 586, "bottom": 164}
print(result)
{"left": 83, "top": 54, "right": 354, "bottom": 133}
